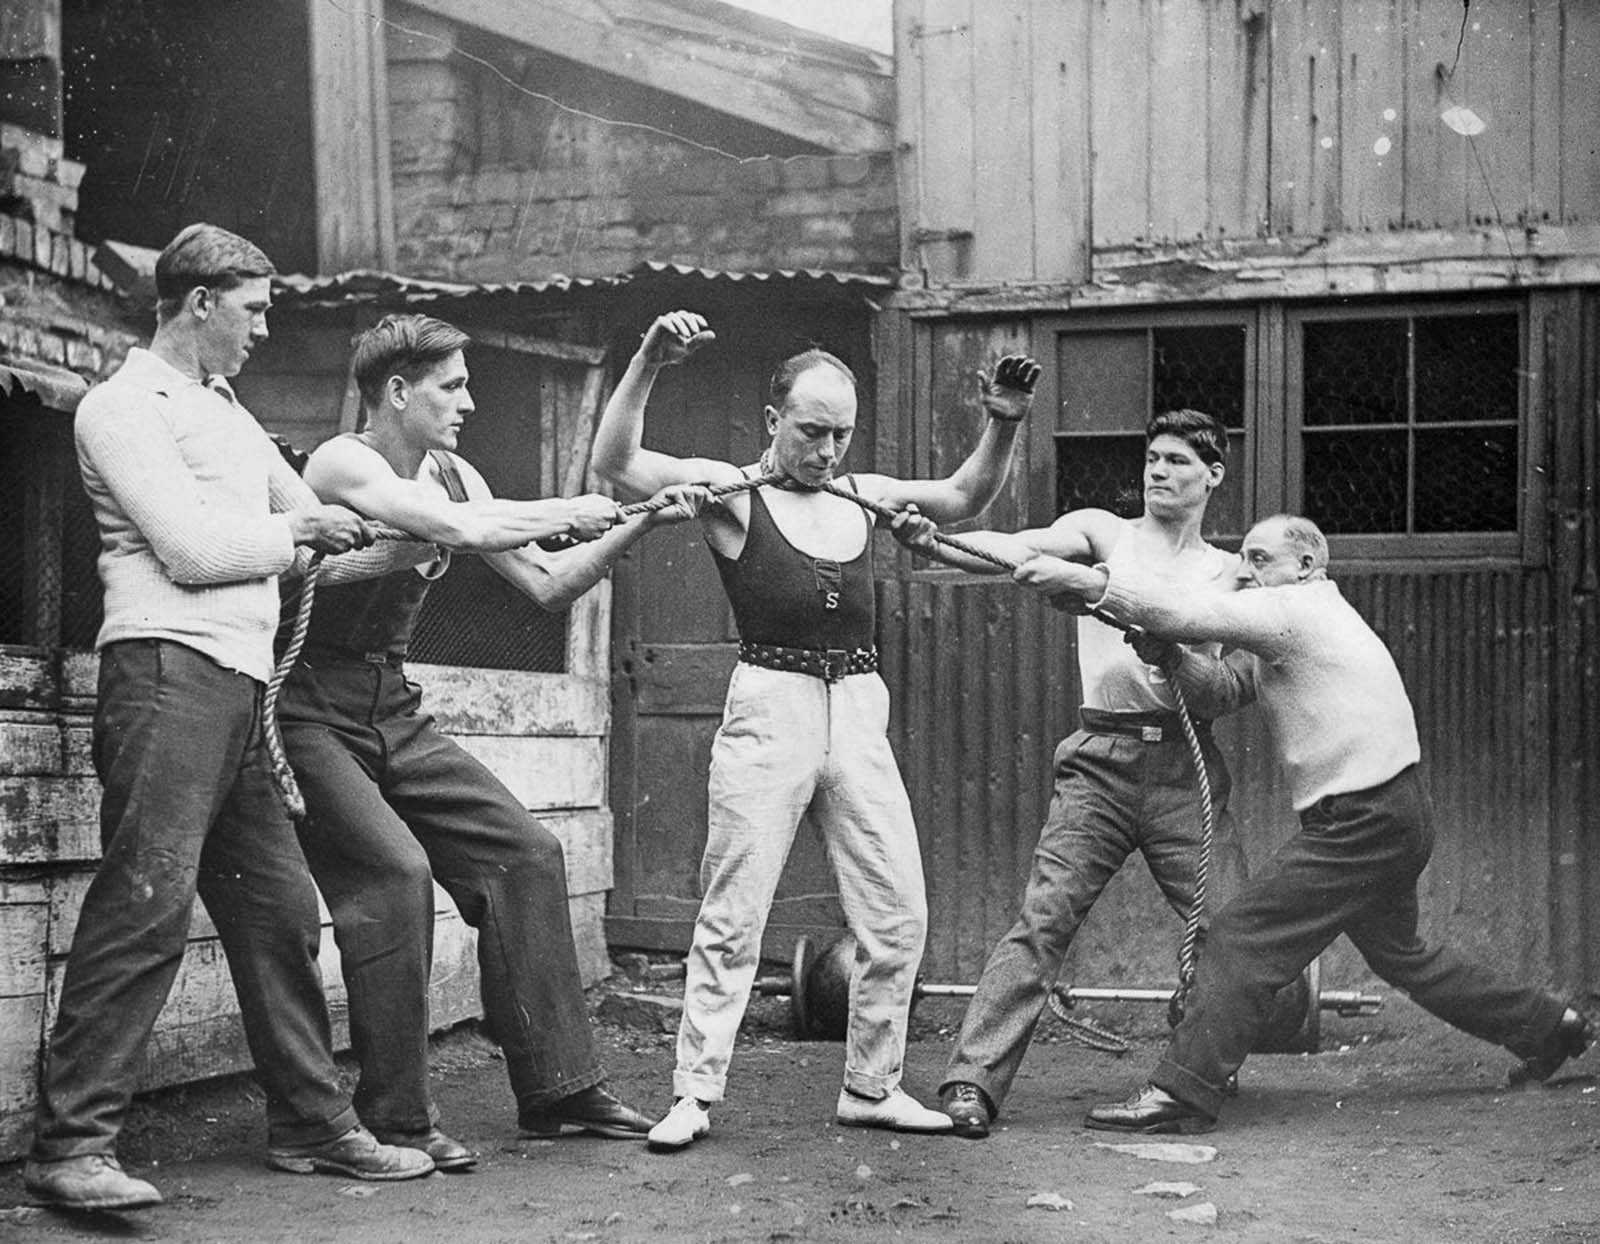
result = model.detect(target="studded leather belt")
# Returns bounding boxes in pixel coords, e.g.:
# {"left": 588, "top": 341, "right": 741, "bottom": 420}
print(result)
{"left": 738, "top": 641, "right": 879, "bottom": 683}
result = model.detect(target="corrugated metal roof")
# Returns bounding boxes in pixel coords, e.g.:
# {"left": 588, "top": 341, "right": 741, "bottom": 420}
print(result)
{"left": 0, "top": 358, "right": 89, "bottom": 411}
{"left": 270, "top": 262, "right": 892, "bottom": 308}
{"left": 272, "top": 268, "right": 618, "bottom": 305}
{"left": 630, "top": 261, "right": 893, "bottom": 286}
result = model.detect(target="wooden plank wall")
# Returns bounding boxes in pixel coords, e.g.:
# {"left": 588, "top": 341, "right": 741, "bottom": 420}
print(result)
{"left": 604, "top": 287, "right": 884, "bottom": 955}
{"left": 897, "top": 0, "right": 1600, "bottom": 283}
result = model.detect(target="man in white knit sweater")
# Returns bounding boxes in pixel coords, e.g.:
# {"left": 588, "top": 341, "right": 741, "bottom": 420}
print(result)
{"left": 25, "top": 224, "right": 435, "bottom": 1211}
{"left": 1007, "top": 513, "right": 1591, "bottom": 1133}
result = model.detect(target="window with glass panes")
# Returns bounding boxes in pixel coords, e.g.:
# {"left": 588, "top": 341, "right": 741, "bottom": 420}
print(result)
{"left": 1290, "top": 306, "right": 1522, "bottom": 555}
{"left": 1046, "top": 318, "right": 1251, "bottom": 540}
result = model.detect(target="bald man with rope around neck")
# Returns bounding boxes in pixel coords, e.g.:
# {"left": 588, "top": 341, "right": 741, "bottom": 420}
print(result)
{"left": 591, "top": 310, "right": 1039, "bottom": 1150}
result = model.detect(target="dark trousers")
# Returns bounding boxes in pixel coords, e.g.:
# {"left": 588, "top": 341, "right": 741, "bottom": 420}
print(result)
{"left": 32, "top": 640, "right": 355, "bottom": 1161}
{"left": 280, "top": 656, "right": 601, "bottom": 1132}
{"left": 942, "top": 712, "right": 1247, "bottom": 1111}
{"left": 1153, "top": 765, "right": 1566, "bottom": 1117}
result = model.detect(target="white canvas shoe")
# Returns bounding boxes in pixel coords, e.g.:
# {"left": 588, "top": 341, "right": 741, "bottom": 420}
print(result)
{"left": 646, "top": 1097, "right": 711, "bottom": 1152}
{"left": 836, "top": 1087, "right": 954, "bottom": 1133}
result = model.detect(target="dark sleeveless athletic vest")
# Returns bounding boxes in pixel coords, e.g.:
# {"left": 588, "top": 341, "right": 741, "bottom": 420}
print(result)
{"left": 710, "top": 478, "right": 875, "bottom": 650}
{"left": 298, "top": 448, "right": 465, "bottom": 661}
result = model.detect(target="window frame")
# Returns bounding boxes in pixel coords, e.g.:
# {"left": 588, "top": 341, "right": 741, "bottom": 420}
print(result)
{"left": 1030, "top": 306, "right": 1263, "bottom": 544}
{"left": 1283, "top": 298, "right": 1535, "bottom": 565}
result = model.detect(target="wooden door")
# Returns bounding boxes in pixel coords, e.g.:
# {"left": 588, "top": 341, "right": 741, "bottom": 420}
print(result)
{"left": 604, "top": 293, "right": 876, "bottom": 958}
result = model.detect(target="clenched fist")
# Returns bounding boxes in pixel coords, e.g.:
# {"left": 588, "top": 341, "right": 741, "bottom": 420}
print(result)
{"left": 978, "top": 354, "right": 1041, "bottom": 424}
{"left": 640, "top": 310, "right": 716, "bottom": 368}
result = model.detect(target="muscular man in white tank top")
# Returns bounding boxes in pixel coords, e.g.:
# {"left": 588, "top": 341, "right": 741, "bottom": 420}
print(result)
{"left": 898, "top": 408, "right": 1248, "bottom": 1139}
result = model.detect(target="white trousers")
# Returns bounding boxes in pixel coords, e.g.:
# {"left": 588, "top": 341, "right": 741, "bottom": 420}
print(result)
{"left": 671, "top": 662, "right": 928, "bottom": 1103}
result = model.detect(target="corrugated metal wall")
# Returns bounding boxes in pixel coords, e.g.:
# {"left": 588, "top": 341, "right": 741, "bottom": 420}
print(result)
{"left": 881, "top": 568, "right": 1566, "bottom": 990}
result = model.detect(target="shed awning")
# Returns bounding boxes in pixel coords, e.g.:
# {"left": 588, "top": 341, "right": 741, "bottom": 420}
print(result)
{"left": 0, "top": 358, "right": 89, "bottom": 411}
{"left": 93, "top": 245, "right": 895, "bottom": 311}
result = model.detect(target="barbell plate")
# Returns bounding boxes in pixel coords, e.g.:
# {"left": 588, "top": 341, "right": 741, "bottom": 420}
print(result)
{"left": 790, "top": 935, "right": 813, "bottom": 1041}
{"left": 1303, "top": 955, "right": 1322, "bottom": 1053}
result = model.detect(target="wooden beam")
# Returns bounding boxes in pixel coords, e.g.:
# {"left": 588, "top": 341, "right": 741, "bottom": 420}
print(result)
{"left": 307, "top": 0, "right": 396, "bottom": 272}
{"left": 458, "top": 325, "right": 607, "bottom": 367}
{"left": 403, "top": 0, "right": 893, "bottom": 153}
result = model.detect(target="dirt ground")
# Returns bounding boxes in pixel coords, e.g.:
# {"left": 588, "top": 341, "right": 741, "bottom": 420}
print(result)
{"left": 1, "top": 986, "right": 1596, "bottom": 1244}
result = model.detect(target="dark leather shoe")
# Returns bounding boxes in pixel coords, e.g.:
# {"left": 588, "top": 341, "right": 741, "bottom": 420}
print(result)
{"left": 1510, "top": 1007, "right": 1594, "bottom": 1086}
{"left": 1084, "top": 1084, "right": 1215, "bottom": 1135}
{"left": 519, "top": 1085, "right": 657, "bottom": 1139}
{"left": 940, "top": 1082, "right": 993, "bottom": 1139}
{"left": 371, "top": 1126, "right": 477, "bottom": 1172}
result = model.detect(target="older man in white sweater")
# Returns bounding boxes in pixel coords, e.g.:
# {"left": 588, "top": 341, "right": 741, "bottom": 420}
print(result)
{"left": 1009, "top": 513, "right": 1591, "bottom": 1133}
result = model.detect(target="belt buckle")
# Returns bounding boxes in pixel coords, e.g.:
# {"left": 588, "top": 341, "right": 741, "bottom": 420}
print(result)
{"left": 822, "top": 649, "right": 849, "bottom": 682}
{"left": 1140, "top": 725, "right": 1164, "bottom": 743}
{"left": 362, "top": 650, "right": 390, "bottom": 666}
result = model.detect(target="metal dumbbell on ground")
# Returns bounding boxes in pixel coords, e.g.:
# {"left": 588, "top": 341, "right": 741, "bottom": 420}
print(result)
{"left": 754, "top": 934, "right": 1382, "bottom": 1054}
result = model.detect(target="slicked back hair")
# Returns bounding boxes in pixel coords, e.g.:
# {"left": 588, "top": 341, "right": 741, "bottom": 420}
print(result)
{"left": 769, "top": 348, "right": 856, "bottom": 410}
{"left": 1147, "top": 408, "right": 1228, "bottom": 467}
{"left": 154, "top": 223, "right": 276, "bottom": 322}
{"left": 351, "top": 314, "right": 473, "bottom": 410}
{"left": 1260, "top": 513, "right": 1330, "bottom": 572}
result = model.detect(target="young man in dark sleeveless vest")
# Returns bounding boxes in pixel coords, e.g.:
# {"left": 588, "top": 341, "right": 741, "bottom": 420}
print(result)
{"left": 895, "top": 409, "right": 1251, "bottom": 1138}
{"left": 591, "top": 310, "right": 1039, "bottom": 1150}
{"left": 277, "top": 314, "right": 706, "bottom": 1167}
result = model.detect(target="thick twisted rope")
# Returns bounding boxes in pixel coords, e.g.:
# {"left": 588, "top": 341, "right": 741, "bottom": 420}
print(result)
{"left": 814, "top": 479, "right": 1215, "bottom": 998}
{"left": 264, "top": 474, "right": 785, "bottom": 820}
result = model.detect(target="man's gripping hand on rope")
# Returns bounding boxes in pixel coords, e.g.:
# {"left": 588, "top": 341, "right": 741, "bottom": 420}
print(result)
{"left": 640, "top": 310, "right": 717, "bottom": 369}
{"left": 1014, "top": 554, "right": 1108, "bottom": 614}
{"left": 1126, "top": 627, "right": 1183, "bottom": 674}
{"left": 640, "top": 482, "right": 715, "bottom": 527}
{"left": 888, "top": 503, "right": 939, "bottom": 554}
{"left": 289, "top": 505, "right": 378, "bottom": 554}
{"left": 978, "top": 354, "right": 1042, "bottom": 424}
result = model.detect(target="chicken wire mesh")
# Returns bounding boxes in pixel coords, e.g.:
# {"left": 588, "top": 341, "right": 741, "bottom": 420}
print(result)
{"left": 0, "top": 409, "right": 103, "bottom": 649}
{"left": 1055, "top": 324, "right": 1248, "bottom": 533}
{"left": 1303, "top": 313, "right": 1519, "bottom": 534}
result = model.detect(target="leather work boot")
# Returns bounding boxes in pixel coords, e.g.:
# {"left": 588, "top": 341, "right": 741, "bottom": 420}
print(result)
{"left": 23, "top": 1154, "right": 162, "bottom": 1211}
{"left": 1084, "top": 1083, "right": 1216, "bottom": 1135}
{"left": 1509, "top": 1007, "right": 1595, "bottom": 1087}
{"left": 370, "top": 1125, "right": 478, "bottom": 1172}
{"left": 266, "top": 1124, "right": 434, "bottom": 1180}
{"left": 518, "top": 1084, "right": 657, "bottom": 1140}
{"left": 940, "top": 1082, "right": 994, "bottom": 1139}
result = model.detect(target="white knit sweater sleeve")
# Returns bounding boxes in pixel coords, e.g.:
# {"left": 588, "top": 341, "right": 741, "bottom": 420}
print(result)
{"left": 1096, "top": 568, "right": 1302, "bottom": 662}
{"left": 77, "top": 391, "right": 295, "bottom": 585}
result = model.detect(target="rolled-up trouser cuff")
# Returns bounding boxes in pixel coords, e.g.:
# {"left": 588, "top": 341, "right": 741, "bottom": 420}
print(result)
{"left": 1151, "top": 1058, "right": 1224, "bottom": 1121}
{"left": 266, "top": 1105, "right": 361, "bottom": 1150}
{"left": 516, "top": 1066, "right": 605, "bottom": 1116}
{"left": 842, "top": 1068, "right": 900, "bottom": 1100}
{"left": 671, "top": 1071, "right": 726, "bottom": 1105}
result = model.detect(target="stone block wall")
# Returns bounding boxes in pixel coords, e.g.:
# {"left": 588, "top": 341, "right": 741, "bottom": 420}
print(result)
{"left": 0, "top": 124, "right": 135, "bottom": 385}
